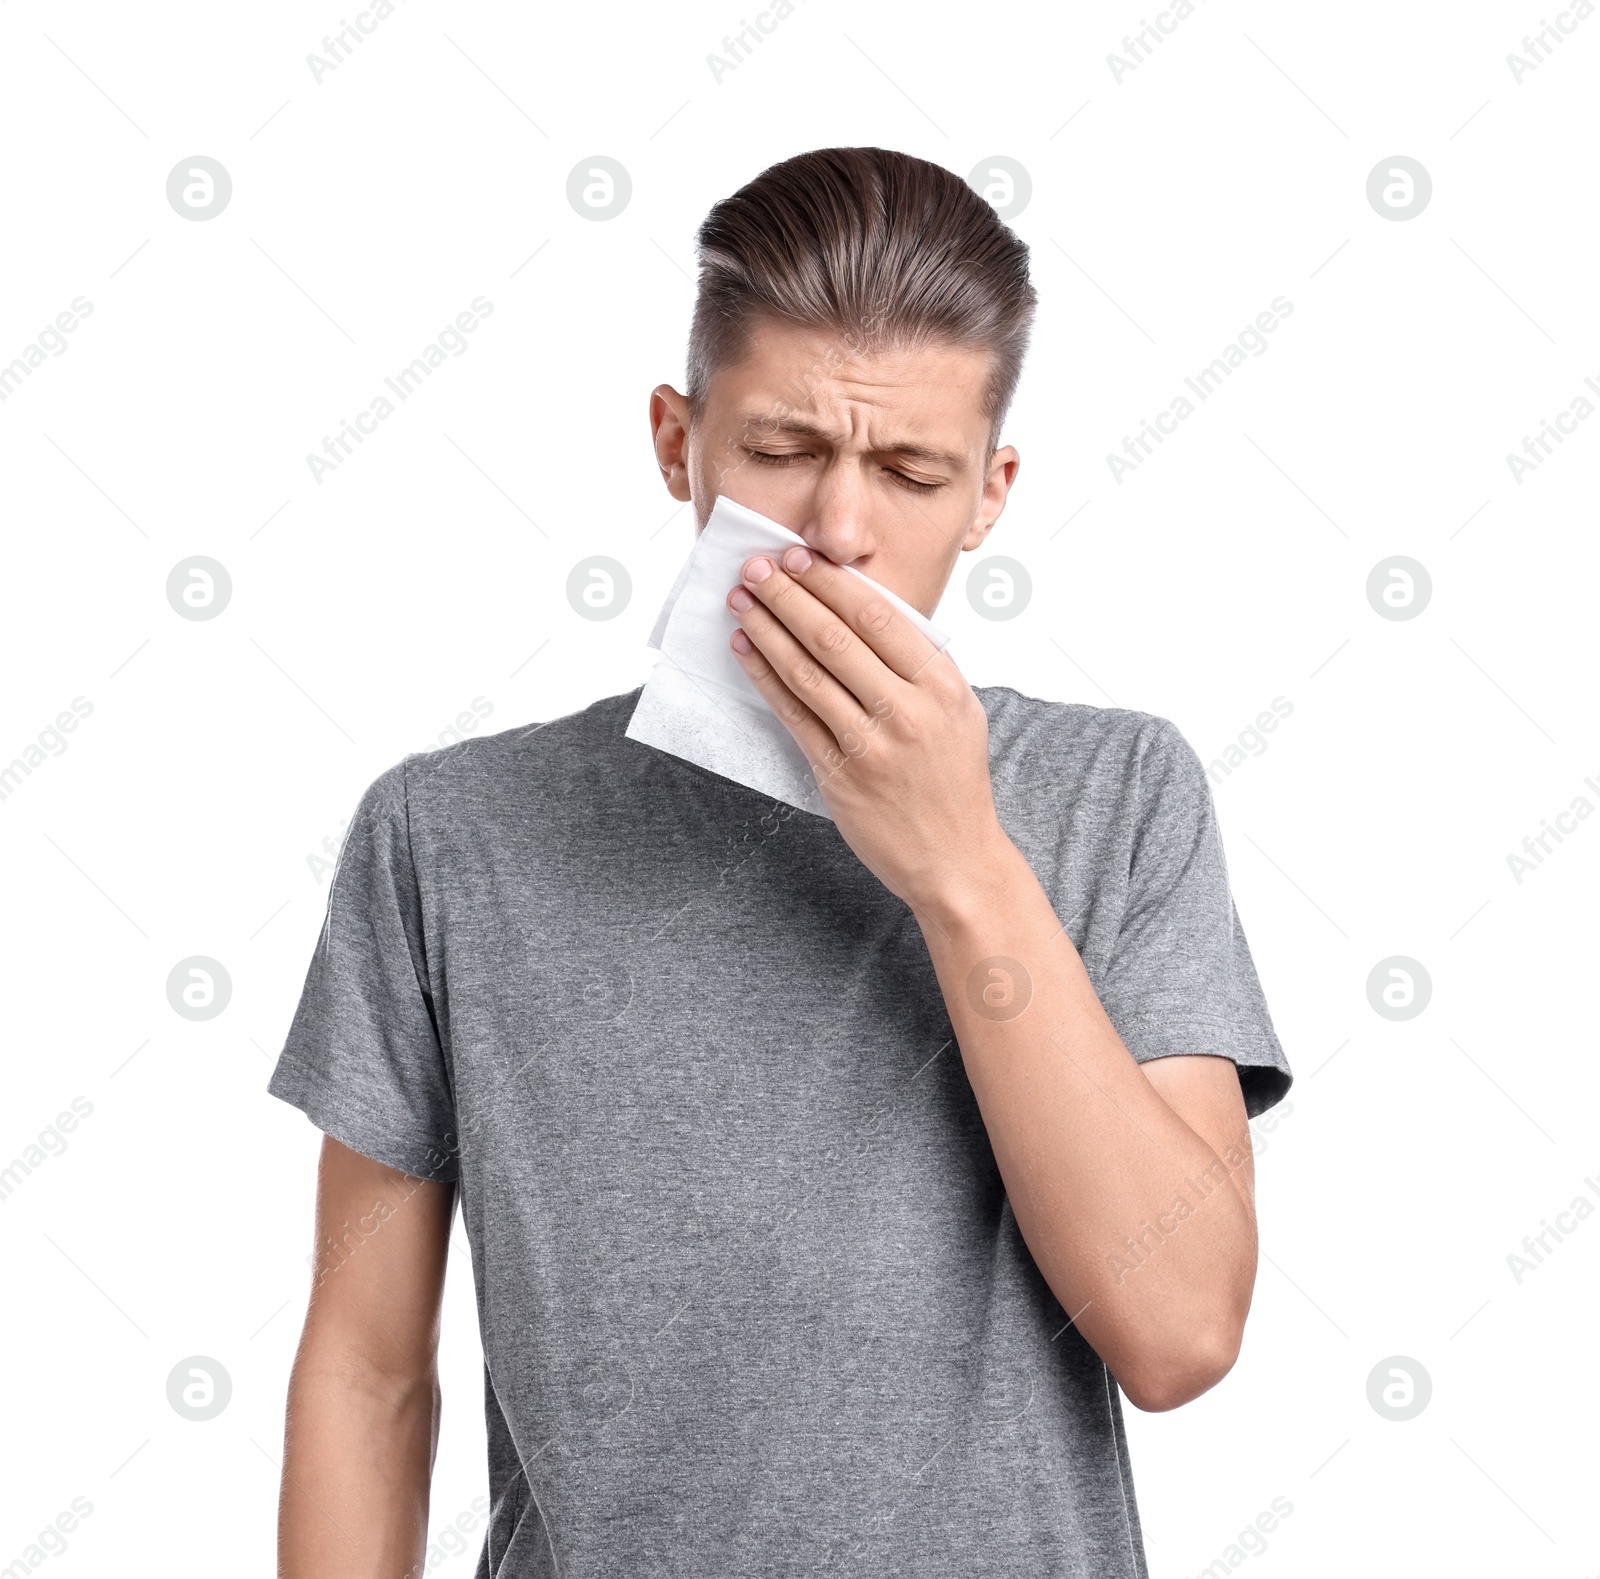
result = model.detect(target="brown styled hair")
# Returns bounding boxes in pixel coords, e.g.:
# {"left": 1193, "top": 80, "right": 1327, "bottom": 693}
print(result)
{"left": 685, "top": 146, "right": 1037, "bottom": 456}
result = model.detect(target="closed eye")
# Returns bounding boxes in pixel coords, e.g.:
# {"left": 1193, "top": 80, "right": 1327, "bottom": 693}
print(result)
{"left": 745, "top": 449, "right": 943, "bottom": 494}
{"left": 888, "top": 470, "right": 941, "bottom": 494}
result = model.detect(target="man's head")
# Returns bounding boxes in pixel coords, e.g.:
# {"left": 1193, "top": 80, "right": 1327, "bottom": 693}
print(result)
{"left": 650, "top": 146, "right": 1037, "bottom": 617}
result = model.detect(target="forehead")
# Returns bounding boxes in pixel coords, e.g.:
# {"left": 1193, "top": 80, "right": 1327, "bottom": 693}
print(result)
{"left": 710, "top": 315, "right": 992, "bottom": 452}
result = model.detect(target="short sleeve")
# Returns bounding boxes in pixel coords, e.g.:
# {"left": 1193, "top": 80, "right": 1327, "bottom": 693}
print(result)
{"left": 267, "top": 758, "right": 460, "bottom": 1180}
{"left": 1097, "top": 718, "right": 1293, "bottom": 1120}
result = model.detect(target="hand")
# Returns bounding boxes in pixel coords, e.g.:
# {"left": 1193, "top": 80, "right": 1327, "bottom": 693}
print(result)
{"left": 726, "top": 544, "right": 1015, "bottom": 922}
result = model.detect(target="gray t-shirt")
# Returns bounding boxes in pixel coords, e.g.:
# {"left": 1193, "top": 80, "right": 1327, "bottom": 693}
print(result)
{"left": 268, "top": 684, "right": 1291, "bottom": 1579}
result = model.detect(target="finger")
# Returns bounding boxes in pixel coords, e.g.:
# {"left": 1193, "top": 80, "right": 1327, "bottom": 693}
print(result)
{"left": 728, "top": 622, "right": 843, "bottom": 783}
{"left": 738, "top": 547, "right": 933, "bottom": 694}
{"left": 730, "top": 624, "right": 889, "bottom": 806}
{"left": 730, "top": 589, "right": 870, "bottom": 753}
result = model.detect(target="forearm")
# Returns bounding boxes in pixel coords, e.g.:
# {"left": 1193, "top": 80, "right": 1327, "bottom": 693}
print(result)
{"left": 279, "top": 1343, "right": 440, "bottom": 1579}
{"left": 911, "top": 833, "right": 1257, "bottom": 1411}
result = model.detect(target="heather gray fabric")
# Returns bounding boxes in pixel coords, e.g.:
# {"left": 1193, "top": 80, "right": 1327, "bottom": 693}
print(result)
{"left": 268, "top": 684, "right": 1292, "bottom": 1579}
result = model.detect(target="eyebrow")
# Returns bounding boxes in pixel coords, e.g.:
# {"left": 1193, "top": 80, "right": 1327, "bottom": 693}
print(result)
{"left": 733, "top": 413, "right": 967, "bottom": 472}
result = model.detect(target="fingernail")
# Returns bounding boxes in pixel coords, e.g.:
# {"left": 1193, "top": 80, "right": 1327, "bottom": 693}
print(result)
{"left": 743, "top": 556, "right": 773, "bottom": 583}
{"left": 731, "top": 629, "right": 753, "bottom": 654}
{"left": 783, "top": 547, "right": 813, "bottom": 573}
{"left": 729, "top": 588, "right": 755, "bottom": 612}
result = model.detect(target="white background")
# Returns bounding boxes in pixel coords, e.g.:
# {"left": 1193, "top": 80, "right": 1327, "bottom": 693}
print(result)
{"left": 2, "top": 0, "right": 1596, "bottom": 1575}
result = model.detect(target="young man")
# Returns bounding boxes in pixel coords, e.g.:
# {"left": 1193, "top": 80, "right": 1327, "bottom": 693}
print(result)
{"left": 270, "top": 146, "right": 1292, "bottom": 1578}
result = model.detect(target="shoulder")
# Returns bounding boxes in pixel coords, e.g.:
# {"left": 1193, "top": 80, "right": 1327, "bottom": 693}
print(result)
{"left": 975, "top": 683, "right": 1199, "bottom": 796}
{"left": 353, "top": 689, "right": 645, "bottom": 817}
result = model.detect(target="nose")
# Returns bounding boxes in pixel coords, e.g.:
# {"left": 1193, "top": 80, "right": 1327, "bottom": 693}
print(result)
{"left": 793, "top": 470, "right": 873, "bottom": 566}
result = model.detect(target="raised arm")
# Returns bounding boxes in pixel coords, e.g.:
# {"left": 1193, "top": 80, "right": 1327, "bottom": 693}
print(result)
{"left": 279, "top": 1136, "right": 457, "bottom": 1578}
{"left": 723, "top": 544, "right": 1278, "bottom": 1412}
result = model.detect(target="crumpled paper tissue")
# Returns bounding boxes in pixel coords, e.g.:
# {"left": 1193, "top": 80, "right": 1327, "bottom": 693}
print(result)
{"left": 624, "top": 494, "right": 951, "bottom": 819}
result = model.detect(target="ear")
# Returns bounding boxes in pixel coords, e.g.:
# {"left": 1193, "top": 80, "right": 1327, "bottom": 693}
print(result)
{"left": 649, "top": 384, "right": 695, "bottom": 503}
{"left": 961, "top": 444, "right": 1020, "bottom": 550}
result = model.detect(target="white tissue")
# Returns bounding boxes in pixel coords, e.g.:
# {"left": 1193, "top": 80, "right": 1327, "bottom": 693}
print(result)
{"left": 625, "top": 494, "right": 950, "bottom": 819}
